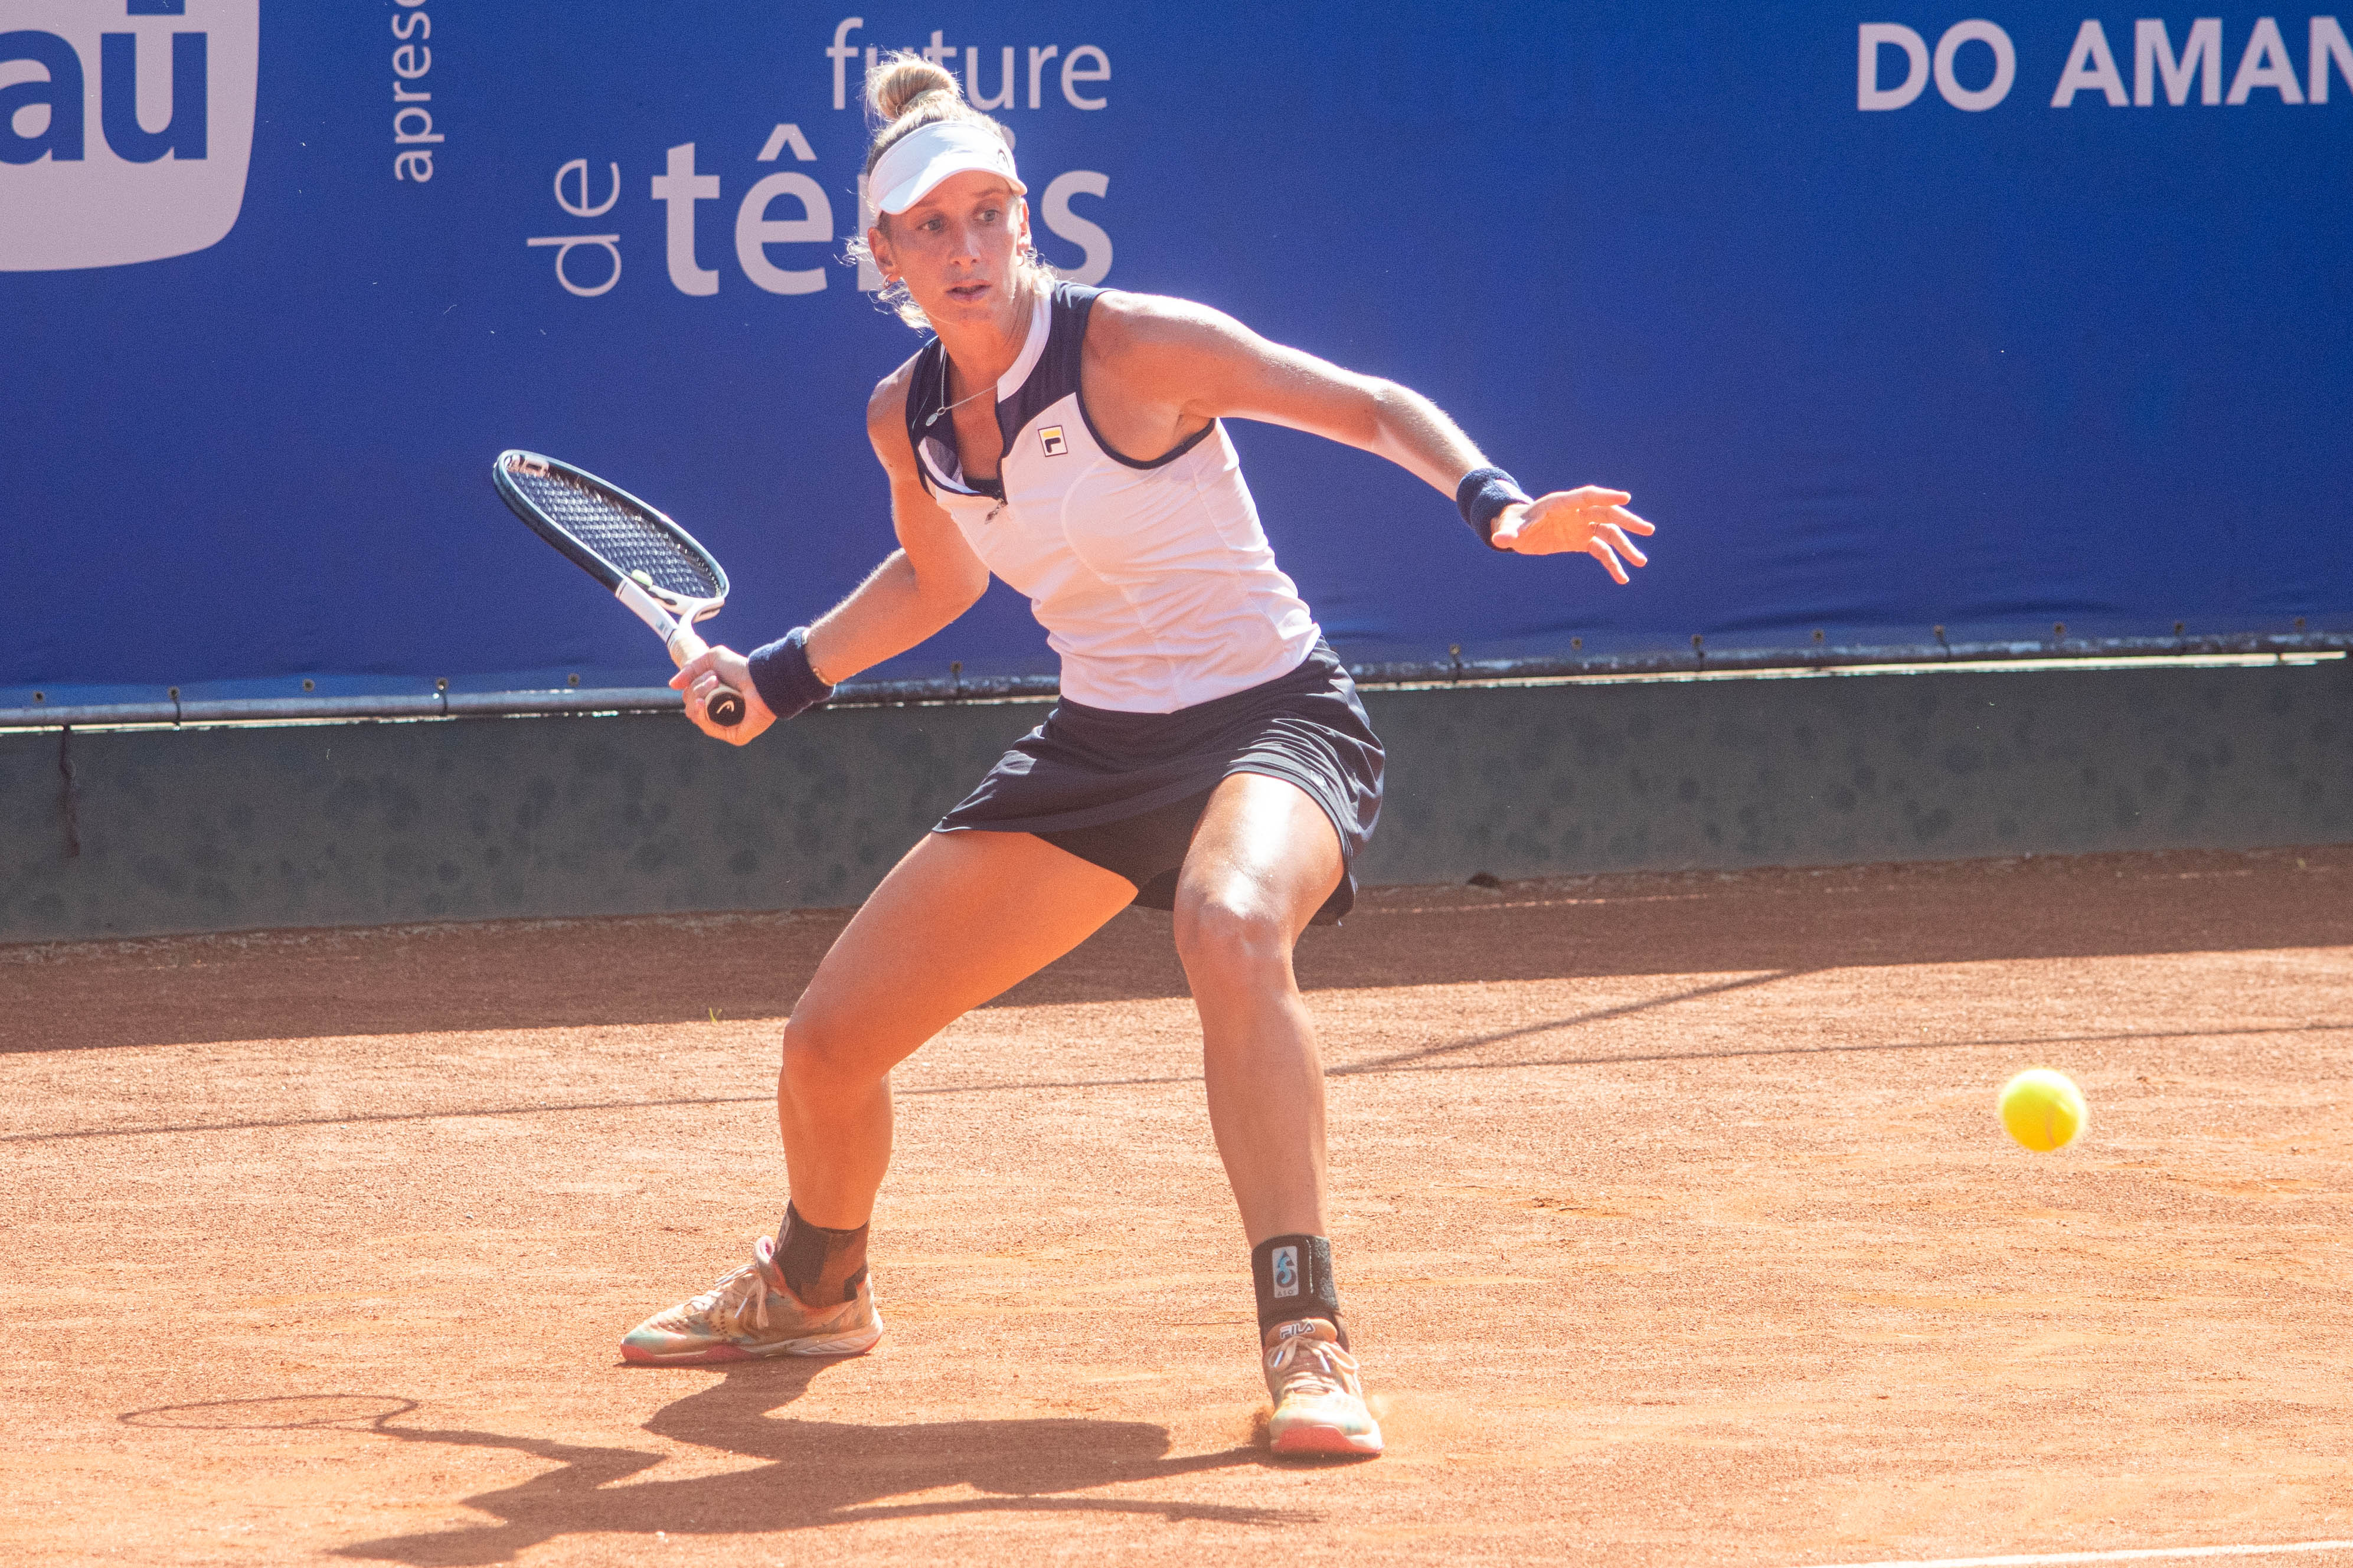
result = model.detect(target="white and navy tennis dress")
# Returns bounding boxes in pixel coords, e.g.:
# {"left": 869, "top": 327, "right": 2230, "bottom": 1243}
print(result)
{"left": 920, "top": 282, "right": 1383, "bottom": 922}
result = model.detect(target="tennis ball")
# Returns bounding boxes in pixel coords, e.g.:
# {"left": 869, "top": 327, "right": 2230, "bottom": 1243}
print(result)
{"left": 630, "top": 568, "right": 655, "bottom": 585}
{"left": 1998, "top": 1068, "right": 2087, "bottom": 1153}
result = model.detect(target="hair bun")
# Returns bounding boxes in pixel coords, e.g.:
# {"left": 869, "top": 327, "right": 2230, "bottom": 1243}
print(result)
{"left": 867, "top": 54, "right": 961, "bottom": 122}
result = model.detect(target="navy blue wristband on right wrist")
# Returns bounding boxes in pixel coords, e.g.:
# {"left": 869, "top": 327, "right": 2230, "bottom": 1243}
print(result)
{"left": 745, "top": 626, "right": 835, "bottom": 723}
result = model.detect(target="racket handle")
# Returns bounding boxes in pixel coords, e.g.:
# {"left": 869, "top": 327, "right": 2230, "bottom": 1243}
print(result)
{"left": 668, "top": 625, "right": 749, "bottom": 730}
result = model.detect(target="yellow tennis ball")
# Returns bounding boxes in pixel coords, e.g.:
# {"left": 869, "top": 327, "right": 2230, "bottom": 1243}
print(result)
{"left": 1999, "top": 1068, "right": 2087, "bottom": 1152}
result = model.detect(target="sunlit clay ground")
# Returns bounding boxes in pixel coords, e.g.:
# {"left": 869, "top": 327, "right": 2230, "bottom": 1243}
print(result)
{"left": 4, "top": 847, "right": 2351, "bottom": 1567}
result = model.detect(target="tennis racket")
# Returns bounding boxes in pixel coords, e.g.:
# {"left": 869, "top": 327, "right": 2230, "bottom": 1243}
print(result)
{"left": 491, "top": 450, "right": 748, "bottom": 727}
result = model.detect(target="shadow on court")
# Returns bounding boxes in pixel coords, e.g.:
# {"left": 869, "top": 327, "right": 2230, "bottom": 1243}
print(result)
{"left": 6, "top": 846, "right": 2348, "bottom": 1055}
{"left": 130, "top": 1364, "right": 1296, "bottom": 1564}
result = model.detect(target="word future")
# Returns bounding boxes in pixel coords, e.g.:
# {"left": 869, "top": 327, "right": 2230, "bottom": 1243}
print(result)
{"left": 824, "top": 19, "right": 1110, "bottom": 112}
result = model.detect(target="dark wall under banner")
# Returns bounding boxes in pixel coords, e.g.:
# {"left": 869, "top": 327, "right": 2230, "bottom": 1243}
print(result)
{"left": 8, "top": 658, "right": 2351, "bottom": 942}
{"left": 3, "top": 2, "right": 2348, "bottom": 705}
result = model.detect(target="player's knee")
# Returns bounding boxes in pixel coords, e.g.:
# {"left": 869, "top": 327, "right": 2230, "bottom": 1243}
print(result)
{"left": 1173, "top": 889, "right": 1292, "bottom": 981}
{"left": 778, "top": 1006, "right": 871, "bottom": 1094}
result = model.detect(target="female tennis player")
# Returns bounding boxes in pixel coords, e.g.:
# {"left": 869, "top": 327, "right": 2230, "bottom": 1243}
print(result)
{"left": 620, "top": 54, "right": 1654, "bottom": 1457}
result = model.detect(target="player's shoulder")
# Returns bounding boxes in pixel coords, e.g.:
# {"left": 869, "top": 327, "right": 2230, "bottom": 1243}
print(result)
{"left": 865, "top": 350, "right": 926, "bottom": 450}
{"left": 1084, "top": 288, "right": 1259, "bottom": 359}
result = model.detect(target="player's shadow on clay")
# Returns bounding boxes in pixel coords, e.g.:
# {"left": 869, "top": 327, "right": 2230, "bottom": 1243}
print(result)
{"left": 299, "top": 1361, "right": 1296, "bottom": 1564}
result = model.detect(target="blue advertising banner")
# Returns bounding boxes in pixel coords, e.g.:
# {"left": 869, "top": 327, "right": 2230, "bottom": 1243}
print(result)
{"left": 2, "top": 2, "right": 2348, "bottom": 706}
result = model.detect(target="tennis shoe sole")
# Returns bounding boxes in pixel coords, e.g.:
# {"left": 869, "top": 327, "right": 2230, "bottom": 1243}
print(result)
{"left": 1268, "top": 1416, "right": 1385, "bottom": 1456}
{"left": 618, "top": 1317, "right": 883, "bottom": 1365}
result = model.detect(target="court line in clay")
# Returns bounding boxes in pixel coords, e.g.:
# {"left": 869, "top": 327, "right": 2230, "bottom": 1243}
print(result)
{"left": 1355, "top": 863, "right": 2302, "bottom": 918}
{"left": 12, "top": 1017, "right": 2352, "bottom": 1145}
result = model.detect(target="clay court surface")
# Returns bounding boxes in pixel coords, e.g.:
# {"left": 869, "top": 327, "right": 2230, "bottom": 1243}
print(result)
{"left": 4, "top": 847, "right": 2351, "bottom": 1566}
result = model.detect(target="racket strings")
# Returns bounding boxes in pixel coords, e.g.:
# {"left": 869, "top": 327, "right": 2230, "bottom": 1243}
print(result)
{"left": 512, "top": 470, "right": 721, "bottom": 601}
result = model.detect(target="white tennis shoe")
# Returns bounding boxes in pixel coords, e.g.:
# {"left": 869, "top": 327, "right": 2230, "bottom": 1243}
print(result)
{"left": 620, "top": 1233, "right": 883, "bottom": 1364}
{"left": 1263, "top": 1318, "right": 1383, "bottom": 1456}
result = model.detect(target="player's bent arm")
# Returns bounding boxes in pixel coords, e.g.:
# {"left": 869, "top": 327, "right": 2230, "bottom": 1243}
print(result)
{"left": 1091, "top": 294, "right": 1482, "bottom": 498}
{"left": 798, "top": 368, "right": 992, "bottom": 685}
{"left": 669, "top": 368, "right": 991, "bottom": 747}
{"left": 1091, "top": 294, "right": 1655, "bottom": 576}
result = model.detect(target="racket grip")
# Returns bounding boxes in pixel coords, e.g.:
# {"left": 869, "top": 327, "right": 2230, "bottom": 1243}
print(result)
{"left": 668, "top": 625, "right": 749, "bottom": 730}
{"left": 705, "top": 687, "right": 747, "bottom": 728}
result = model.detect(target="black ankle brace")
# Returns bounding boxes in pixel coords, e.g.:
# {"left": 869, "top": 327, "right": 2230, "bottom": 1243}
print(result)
{"left": 775, "top": 1202, "right": 870, "bottom": 1305}
{"left": 1251, "top": 1233, "right": 1343, "bottom": 1341}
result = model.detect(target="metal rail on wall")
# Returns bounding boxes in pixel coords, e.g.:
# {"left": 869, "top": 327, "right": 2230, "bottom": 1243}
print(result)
{"left": 1, "top": 631, "right": 2347, "bottom": 731}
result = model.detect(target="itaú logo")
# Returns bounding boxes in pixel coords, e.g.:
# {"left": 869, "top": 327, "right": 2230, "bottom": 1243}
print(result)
{"left": 0, "top": 0, "right": 259, "bottom": 271}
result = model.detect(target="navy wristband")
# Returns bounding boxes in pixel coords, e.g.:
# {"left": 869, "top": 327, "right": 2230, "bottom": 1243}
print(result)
{"left": 745, "top": 627, "right": 835, "bottom": 722}
{"left": 1456, "top": 466, "right": 1532, "bottom": 548}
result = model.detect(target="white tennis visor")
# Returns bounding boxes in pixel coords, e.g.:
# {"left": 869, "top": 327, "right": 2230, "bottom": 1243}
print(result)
{"left": 870, "top": 120, "right": 1026, "bottom": 215}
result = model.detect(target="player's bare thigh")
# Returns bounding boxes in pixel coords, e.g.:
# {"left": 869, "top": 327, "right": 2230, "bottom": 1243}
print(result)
{"left": 1174, "top": 772, "right": 1345, "bottom": 955}
{"left": 783, "top": 826, "right": 1138, "bottom": 1081}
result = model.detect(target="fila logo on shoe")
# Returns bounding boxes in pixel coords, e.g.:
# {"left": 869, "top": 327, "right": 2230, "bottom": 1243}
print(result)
{"left": 1272, "top": 1244, "right": 1299, "bottom": 1297}
{"left": 1038, "top": 425, "right": 1068, "bottom": 456}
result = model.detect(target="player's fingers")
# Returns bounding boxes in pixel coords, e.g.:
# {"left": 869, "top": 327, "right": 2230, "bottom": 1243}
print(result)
{"left": 677, "top": 672, "right": 724, "bottom": 732}
{"left": 1566, "top": 485, "right": 1632, "bottom": 508}
{"left": 1602, "top": 524, "right": 1649, "bottom": 568}
{"left": 1610, "top": 506, "right": 1656, "bottom": 536}
{"left": 1590, "top": 538, "right": 1632, "bottom": 585}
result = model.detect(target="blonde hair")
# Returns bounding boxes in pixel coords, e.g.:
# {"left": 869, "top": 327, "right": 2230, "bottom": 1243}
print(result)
{"left": 848, "top": 52, "right": 1051, "bottom": 332}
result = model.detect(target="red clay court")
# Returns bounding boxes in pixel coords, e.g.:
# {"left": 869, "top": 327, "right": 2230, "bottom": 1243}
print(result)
{"left": 4, "top": 846, "right": 2350, "bottom": 1566}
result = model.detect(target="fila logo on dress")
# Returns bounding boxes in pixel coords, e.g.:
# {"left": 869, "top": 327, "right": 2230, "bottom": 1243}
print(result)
{"left": 1272, "top": 1245, "right": 1299, "bottom": 1297}
{"left": 1038, "top": 425, "right": 1068, "bottom": 457}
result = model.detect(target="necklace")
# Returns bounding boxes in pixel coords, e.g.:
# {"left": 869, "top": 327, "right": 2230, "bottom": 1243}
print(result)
{"left": 924, "top": 353, "right": 994, "bottom": 428}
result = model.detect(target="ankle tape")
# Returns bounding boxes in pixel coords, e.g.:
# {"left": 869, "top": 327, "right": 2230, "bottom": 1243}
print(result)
{"left": 1251, "top": 1234, "right": 1341, "bottom": 1338}
{"left": 776, "top": 1202, "right": 869, "bottom": 1305}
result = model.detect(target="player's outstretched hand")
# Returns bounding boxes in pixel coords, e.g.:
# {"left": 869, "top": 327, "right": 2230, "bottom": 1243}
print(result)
{"left": 671, "top": 645, "right": 776, "bottom": 746}
{"left": 1489, "top": 486, "right": 1655, "bottom": 584}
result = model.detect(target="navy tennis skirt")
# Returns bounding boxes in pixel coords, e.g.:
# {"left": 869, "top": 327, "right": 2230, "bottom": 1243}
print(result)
{"left": 934, "top": 641, "right": 1384, "bottom": 924}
